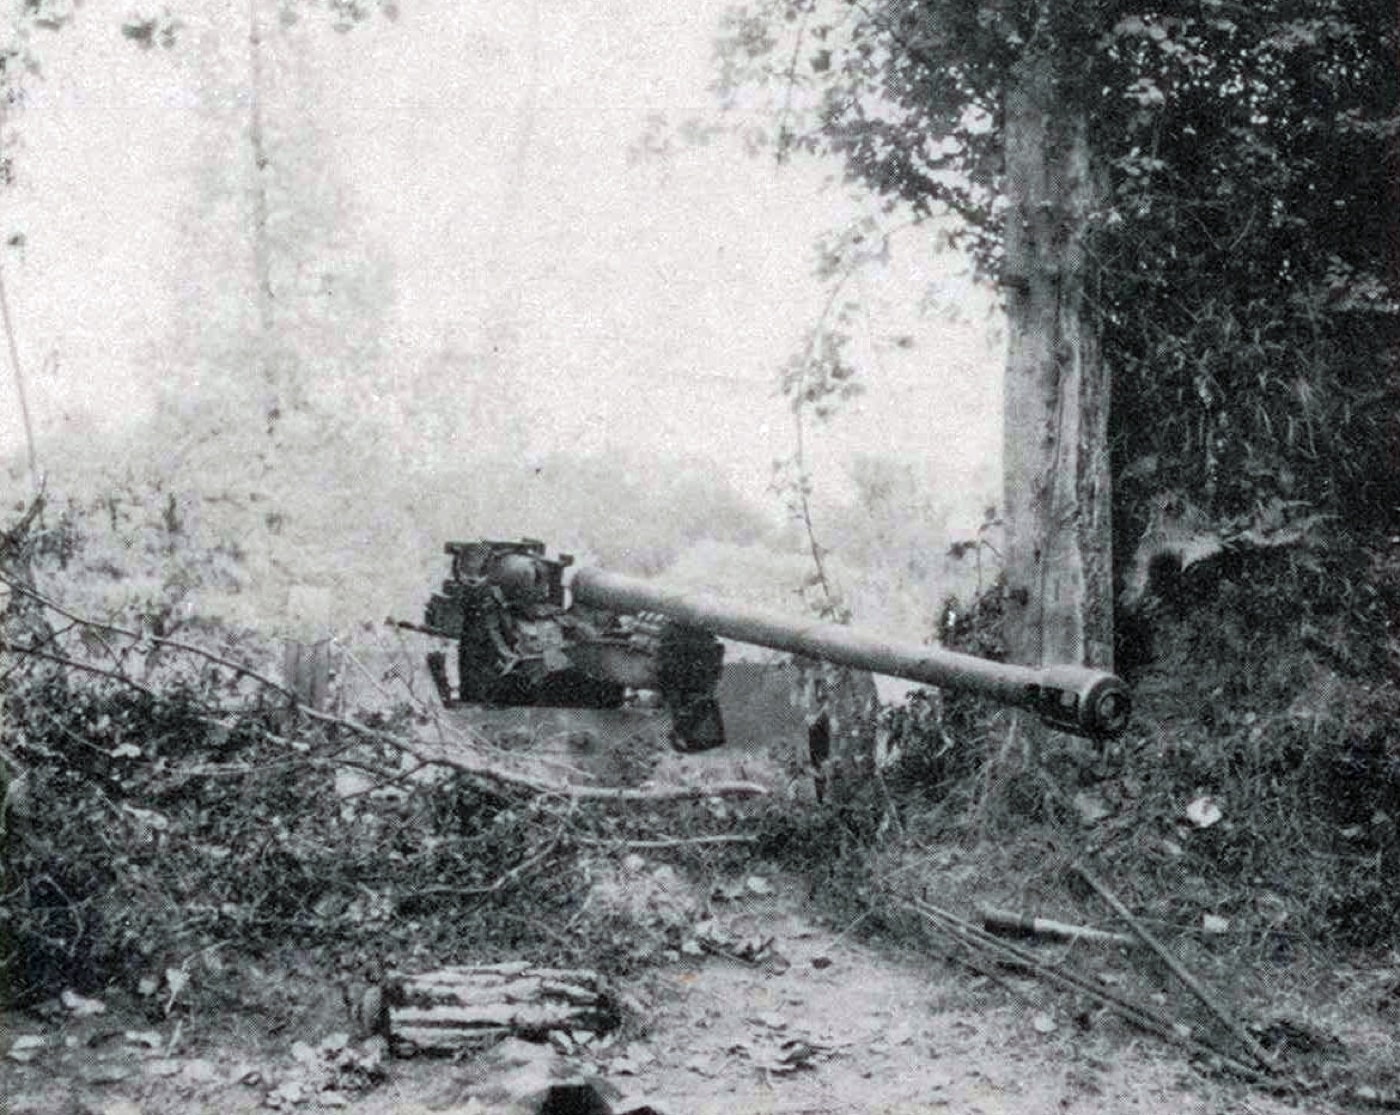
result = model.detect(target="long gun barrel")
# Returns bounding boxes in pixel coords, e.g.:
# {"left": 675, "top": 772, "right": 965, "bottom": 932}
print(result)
{"left": 570, "top": 566, "right": 1130, "bottom": 740}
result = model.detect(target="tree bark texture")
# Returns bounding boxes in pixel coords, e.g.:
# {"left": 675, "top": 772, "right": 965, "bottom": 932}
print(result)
{"left": 1000, "top": 46, "right": 1113, "bottom": 671}
{"left": 282, "top": 639, "right": 330, "bottom": 710}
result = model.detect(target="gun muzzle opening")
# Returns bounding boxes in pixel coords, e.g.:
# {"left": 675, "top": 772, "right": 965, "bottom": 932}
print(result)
{"left": 1086, "top": 679, "right": 1132, "bottom": 738}
{"left": 1031, "top": 666, "right": 1132, "bottom": 739}
{"left": 1067, "top": 674, "right": 1131, "bottom": 739}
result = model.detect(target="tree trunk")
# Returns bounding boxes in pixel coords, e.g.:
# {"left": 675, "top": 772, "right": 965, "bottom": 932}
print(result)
{"left": 1385, "top": 32, "right": 1400, "bottom": 531}
{"left": 247, "top": 0, "right": 278, "bottom": 435}
{"left": 282, "top": 639, "right": 330, "bottom": 710}
{"left": 0, "top": 265, "right": 38, "bottom": 491}
{"left": 999, "top": 45, "right": 1113, "bottom": 671}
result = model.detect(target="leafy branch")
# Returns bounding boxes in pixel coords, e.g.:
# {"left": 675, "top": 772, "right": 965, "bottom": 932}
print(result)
{"left": 773, "top": 216, "right": 915, "bottom": 621}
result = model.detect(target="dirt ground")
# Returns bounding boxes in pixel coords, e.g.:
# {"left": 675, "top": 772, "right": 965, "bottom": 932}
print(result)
{"left": 6, "top": 656, "right": 1389, "bottom": 1114}
{"left": 2, "top": 874, "right": 1345, "bottom": 1115}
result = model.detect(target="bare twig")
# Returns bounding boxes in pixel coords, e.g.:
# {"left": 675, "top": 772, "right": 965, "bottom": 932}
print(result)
{"left": 574, "top": 833, "right": 758, "bottom": 850}
{"left": 347, "top": 722, "right": 771, "bottom": 802}
{"left": 336, "top": 637, "right": 599, "bottom": 780}
{"left": 411, "top": 819, "right": 570, "bottom": 901}
{"left": 773, "top": 2, "right": 812, "bottom": 167}
{"left": 0, "top": 573, "right": 292, "bottom": 698}
{"left": 777, "top": 218, "right": 912, "bottom": 620}
{"left": 1072, "top": 862, "right": 1277, "bottom": 1072}
{"left": 12, "top": 645, "right": 166, "bottom": 702}
{"left": 329, "top": 756, "right": 438, "bottom": 801}
{"left": 333, "top": 641, "right": 400, "bottom": 706}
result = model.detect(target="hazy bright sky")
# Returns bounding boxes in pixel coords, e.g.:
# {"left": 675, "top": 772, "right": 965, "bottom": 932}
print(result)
{"left": 2, "top": 0, "right": 1002, "bottom": 520}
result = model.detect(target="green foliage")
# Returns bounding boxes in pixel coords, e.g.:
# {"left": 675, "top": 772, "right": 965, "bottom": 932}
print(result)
{"left": 121, "top": 10, "right": 180, "bottom": 50}
{"left": 29, "top": 482, "right": 250, "bottom": 635}
{"left": 1092, "top": 4, "right": 1399, "bottom": 530}
{"left": 15, "top": 415, "right": 779, "bottom": 641}
{"left": 3, "top": 659, "right": 577, "bottom": 1003}
{"left": 714, "top": 0, "right": 1399, "bottom": 547}
{"left": 0, "top": 615, "right": 746, "bottom": 1007}
{"left": 1124, "top": 587, "right": 1400, "bottom": 948}
{"left": 875, "top": 688, "right": 984, "bottom": 804}
{"left": 286, "top": 0, "right": 400, "bottom": 32}
{"left": 867, "top": 537, "right": 1400, "bottom": 948}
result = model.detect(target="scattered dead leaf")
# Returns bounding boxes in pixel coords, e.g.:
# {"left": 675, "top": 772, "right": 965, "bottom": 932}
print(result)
{"left": 8, "top": 1035, "right": 47, "bottom": 1063}
{"left": 1072, "top": 791, "right": 1111, "bottom": 825}
{"left": 1185, "top": 795, "right": 1223, "bottom": 828}
{"left": 60, "top": 989, "right": 107, "bottom": 1016}
{"left": 1202, "top": 913, "right": 1230, "bottom": 934}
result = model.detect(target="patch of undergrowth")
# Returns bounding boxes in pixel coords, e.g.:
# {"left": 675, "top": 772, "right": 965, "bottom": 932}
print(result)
{"left": 751, "top": 528, "right": 1400, "bottom": 1107}
{"left": 0, "top": 495, "right": 751, "bottom": 1010}
{"left": 1100, "top": 536, "right": 1400, "bottom": 951}
{"left": 810, "top": 531, "right": 1400, "bottom": 955}
{"left": 1, "top": 659, "right": 759, "bottom": 1008}
{"left": 743, "top": 537, "right": 1399, "bottom": 1093}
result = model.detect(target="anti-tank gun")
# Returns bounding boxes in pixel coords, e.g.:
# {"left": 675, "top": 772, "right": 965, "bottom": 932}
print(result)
{"left": 406, "top": 540, "right": 727, "bottom": 751}
{"left": 401, "top": 539, "right": 1132, "bottom": 752}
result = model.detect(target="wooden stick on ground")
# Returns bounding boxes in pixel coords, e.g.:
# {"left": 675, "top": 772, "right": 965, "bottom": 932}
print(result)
{"left": 1072, "top": 862, "right": 1276, "bottom": 1072}
{"left": 369, "top": 964, "right": 620, "bottom": 1053}
{"left": 898, "top": 894, "right": 1278, "bottom": 1085}
{"left": 575, "top": 833, "right": 758, "bottom": 849}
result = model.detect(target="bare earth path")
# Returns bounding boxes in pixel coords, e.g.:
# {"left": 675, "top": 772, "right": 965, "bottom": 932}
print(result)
{"left": 4, "top": 877, "right": 1328, "bottom": 1115}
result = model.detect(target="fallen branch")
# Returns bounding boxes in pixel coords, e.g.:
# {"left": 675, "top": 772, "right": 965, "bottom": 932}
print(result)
{"left": 1072, "top": 862, "right": 1276, "bottom": 1073}
{"left": 0, "top": 573, "right": 292, "bottom": 699}
{"left": 408, "top": 831, "right": 569, "bottom": 901}
{"left": 575, "top": 833, "right": 759, "bottom": 849}
{"left": 3, "top": 577, "right": 771, "bottom": 803}
{"left": 894, "top": 893, "right": 1281, "bottom": 1086}
{"left": 10, "top": 644, "right": 165, "bottom": 702}
{"left": 403, "top": 700, "right": 765, "bottom": 802}
{"left": 295, "top": 706, "right": 768, "bottom": 802}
